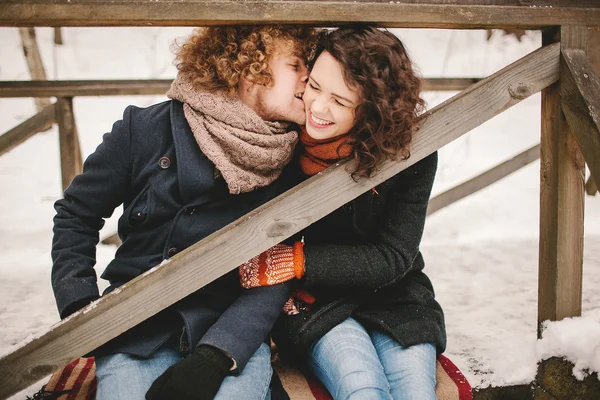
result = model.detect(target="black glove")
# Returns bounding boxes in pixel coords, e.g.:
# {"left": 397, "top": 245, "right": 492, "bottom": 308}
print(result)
{"left": 146, "top": 345, "right": 233, "bottom": 400}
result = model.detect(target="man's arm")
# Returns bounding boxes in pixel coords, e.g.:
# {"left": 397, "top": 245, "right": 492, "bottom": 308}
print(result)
{"left": 52, "top": 108, "right": 132, "bottom": 318}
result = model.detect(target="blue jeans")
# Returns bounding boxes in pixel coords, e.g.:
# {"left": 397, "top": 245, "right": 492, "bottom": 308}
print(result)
{"left": 95, "top": 342, "right": 272, "bottom": 400}
{"left": 308, "top": 317, "right": 436, "bottom": 400}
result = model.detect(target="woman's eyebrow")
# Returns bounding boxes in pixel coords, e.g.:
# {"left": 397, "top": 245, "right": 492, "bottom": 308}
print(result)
{"left": 310, "top": 76, "right": 356, "bottom": 105}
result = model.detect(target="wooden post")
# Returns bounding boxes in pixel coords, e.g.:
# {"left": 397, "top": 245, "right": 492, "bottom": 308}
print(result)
{"left": 586, "top": 174, "right": 598, "bottom": 195}
{"left": 56, "top": 97, "right": 82, "bottom": 191}
{"left": 18, "top": 27, "right": 51, "bottom": 111}
{"left": 538, "top": 26, "right": 586, "bottom": 335}
{"left": 54, "top": 27, "right": 63, "bottom": 45}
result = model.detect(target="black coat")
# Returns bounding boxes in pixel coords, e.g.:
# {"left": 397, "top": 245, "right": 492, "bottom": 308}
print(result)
{"left": 52, "top": 100, "right": 293, "bottom": 371}
{"left": 272, "top": 152, "right": 446, "bottom": 361}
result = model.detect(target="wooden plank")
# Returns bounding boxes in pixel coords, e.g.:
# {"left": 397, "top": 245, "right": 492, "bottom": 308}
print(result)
{"left": 53, "top": 27, "right": 63, "bottom": 45}
{"left": 1, "top": 1, "right": 599, "bottom": 29}
{"left": 586, "top": 174, "right": 598, "bottom": 195}
{"left": 539, "top": 26, "right": 587, "bottom": 333}
{"left": 56, "top": 97, "right": 82, "bottom": 191}
{"left": 427, "top": 143, "right": 540, "bottom": 215}
{"left": 0, "top": 78, "right": 480, "bottom": 98}
{"left": 560, "top": 49, "right": 600, "bottom": 193}
{"left": 538, "top": 29, "right": 560, "bottom": 336}
{"left": 18, "top": 27, "right": 51, "bottom": 111}
{"left": 0, "top": 42, "right": 561, "bottom": 398}
{"left": 0, "top": 103, "right": 56, "bottom": 156}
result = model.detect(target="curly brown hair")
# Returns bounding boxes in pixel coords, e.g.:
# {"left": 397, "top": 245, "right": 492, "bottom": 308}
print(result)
{"left": 174, "top": 25, "right": 317, "bottom": 97}
{"left": 314, "top": 26, "right": 425, "bottom": 179}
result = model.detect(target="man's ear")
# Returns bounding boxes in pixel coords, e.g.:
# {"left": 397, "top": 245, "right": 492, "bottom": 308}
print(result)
{"left": 239, "top": 74, "right": 255, "bottom": 93}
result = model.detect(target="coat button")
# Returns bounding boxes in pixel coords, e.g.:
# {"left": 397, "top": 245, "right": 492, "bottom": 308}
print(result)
{"left": 167, "top": 247, "right": 178, "bottom": 257}
{"left": 184, "top": 207, "right": 196, "bottom": 215}
{"left": 158, "top": 156, "right": 171, "bottom": 169}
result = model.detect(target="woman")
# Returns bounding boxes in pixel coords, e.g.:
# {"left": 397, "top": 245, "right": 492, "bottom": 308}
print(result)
{"left": 239, "top": 26, "right": 445, "bottom": 400}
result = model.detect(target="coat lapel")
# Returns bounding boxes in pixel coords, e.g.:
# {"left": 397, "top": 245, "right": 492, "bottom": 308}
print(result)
{"left": 170, "top": 100, "right": 217, "bottom": 204}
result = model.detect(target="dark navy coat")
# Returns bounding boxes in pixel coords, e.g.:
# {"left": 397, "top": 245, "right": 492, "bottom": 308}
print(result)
{"left": 273, "top": 152, "right": 446, "bottom": 361}
{"left": 52, "top": 100, "right": 293, "bottom": 371}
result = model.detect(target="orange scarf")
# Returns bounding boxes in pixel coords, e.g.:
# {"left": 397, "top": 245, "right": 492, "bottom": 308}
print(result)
{"left": 298, "top": 128, "right": 353, "bottom": 175}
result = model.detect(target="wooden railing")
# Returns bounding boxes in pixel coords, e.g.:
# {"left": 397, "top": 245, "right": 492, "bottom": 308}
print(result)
{"left": 0, "top": 1, "right": 599, "bottom": 398}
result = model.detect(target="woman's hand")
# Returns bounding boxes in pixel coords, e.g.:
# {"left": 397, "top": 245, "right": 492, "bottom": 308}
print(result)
{"left": 239, "top": 242, "right": 305, "bottom": 289}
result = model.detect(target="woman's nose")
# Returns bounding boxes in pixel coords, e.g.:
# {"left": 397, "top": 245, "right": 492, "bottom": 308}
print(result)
{"left": 311, "top": 95, "right": 328, "bottom": 113}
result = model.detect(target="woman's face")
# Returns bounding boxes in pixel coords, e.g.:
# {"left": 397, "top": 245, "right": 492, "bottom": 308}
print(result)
{"left": 303, "top": 51, "right": 360, "bottom": 140}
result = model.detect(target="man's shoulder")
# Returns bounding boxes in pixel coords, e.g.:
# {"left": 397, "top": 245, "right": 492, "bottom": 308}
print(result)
{"left": 123, "top": 100, "right": 178, "bottom": 135}
{"left": 126, "top": 99, "right": 174, "bottom": 120}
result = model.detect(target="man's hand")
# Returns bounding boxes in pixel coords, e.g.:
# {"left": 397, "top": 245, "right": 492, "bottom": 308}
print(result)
{"left": 239, "top": 242, "right": 305, "bottom": 289}
{"left": 146, "top": 346, "right": 232, "bottom": 400}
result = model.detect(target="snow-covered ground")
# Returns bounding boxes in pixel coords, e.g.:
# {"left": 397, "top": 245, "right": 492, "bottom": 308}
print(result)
{"left": 1, "top": 27, "right": 599, "bottom": 398}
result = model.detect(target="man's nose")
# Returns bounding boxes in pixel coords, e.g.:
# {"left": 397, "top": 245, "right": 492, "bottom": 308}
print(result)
{"left": 300, "top": 67, "right": 309, "bottom": 83}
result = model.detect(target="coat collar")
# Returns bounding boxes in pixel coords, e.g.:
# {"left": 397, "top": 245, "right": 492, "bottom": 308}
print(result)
{"left": 170, "top": 100, "right": 216, "bottom": 204}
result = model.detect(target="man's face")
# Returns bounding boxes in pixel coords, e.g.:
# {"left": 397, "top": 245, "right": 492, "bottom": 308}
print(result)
{"left": 250, "top": 41, "right": 309, "bottom": 124}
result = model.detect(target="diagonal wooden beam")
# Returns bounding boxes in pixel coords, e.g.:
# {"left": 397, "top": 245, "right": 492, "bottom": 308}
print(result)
{"left": 0, "top": 42, "right": 561, "bottom": 398}
{"left": 0, "top": 103, "right": 56, "bottom": 156}
{"left": 1, "top": 1, "right": 600, "bottom": 29}
{"left": 427, "top": 143, "right": 540, "bottom": 215}
{"left": 560, "top": 48, "right": 600, "bottom": 191}
{"left": 586, "top": 174, "right": 598, "bottom": 195}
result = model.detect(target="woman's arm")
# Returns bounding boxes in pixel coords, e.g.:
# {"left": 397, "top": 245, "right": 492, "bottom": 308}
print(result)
{"left": 51, "top": 108, "right": 132, "bottom": 318}
{"left": 302, "top": 151, "right": 437, "bottom": 291}
{"left": 198, "top": 282, "right": 291, "bottom": 372}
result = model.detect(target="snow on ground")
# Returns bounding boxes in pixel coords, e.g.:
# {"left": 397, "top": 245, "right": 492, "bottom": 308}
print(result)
{"left": 1, "top": 26, "right": 599, "bottom": 398}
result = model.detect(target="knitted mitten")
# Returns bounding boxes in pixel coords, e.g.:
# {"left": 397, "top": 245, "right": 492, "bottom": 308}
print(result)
{"left": 239, "top": 242, "right": 305, "bottom": 289}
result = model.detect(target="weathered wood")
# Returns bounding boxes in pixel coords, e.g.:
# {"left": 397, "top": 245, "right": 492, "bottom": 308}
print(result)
{"left": 535, "top": 357, "right": 600, "bottom": 400}
{"left": 427, "top": 144, "right": 540, "bottom": 215}
{"left": 0, "top": 103, "right": 56, "bottom": 156}
{"left": 0, "top": 42, "right": 561, "bottom": 398}
{"left": 560, "top": 49, "right": 600, "bottom": 192}
{"left": 0, "top": 78, "right": 480, "bottom": 98}
{"left": 538, "top": 29, "right": 560, "bottom": 337}
{"left": 539, "top": 26, "right": 586, "bottom": 333}
{"left": 56, "top": 97, "right": 82, "bottom": 191}
{"left": 1, "top": 1, "right": 600, "bottom": 29}
{"left": 586, "top": 174, "right": 598, "bottom": 195}
{"left": 18, "top": 27, "right": 51, "bottom": 111}
{"left": 53, "top": 27, "right": 63, "bottom": 45}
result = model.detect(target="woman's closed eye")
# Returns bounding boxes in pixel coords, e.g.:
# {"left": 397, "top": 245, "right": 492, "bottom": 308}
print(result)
{"left": 308, "top": 82, "right": 321, "bottom": 92}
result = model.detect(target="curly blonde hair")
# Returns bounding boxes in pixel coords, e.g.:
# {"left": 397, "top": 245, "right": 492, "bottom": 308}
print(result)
{"left": 175, "top": 25, "right": 317, "bottom": 97}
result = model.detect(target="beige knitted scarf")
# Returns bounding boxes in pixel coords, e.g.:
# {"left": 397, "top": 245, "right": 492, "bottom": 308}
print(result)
{"left": 167, "top": 73, "right": 299, "bottom": 194}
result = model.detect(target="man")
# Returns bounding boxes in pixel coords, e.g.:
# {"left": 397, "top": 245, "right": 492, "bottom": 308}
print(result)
{"left": 51, "top": 25, "right": 316, "bottom": 400}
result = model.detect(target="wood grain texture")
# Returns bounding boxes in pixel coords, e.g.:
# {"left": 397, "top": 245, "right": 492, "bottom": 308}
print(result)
{"left": 0, "top": 42, "right": 561, "bottom": 398}
{"left": 427, "top": 144, "right": 540, "bottom": 215}
{"left": 18, "top": 27, "right": 51, "bottom": 110}
{"left": 1, "top": 1, "right": 599, "bottom": 29}
{"left": 56, "top": 97, "right": 82, "bottom": 191}
{"left": 560, "top": 49, "right": 600, "bottom": 191}
{"left": 0, "top": 78, "right": 480, "bottom": 98}
{"left": 0, "top": 103, "right": 56, "bottom": 156}
{"left": 540, "top": 25, "right": 586, "bottom": 329}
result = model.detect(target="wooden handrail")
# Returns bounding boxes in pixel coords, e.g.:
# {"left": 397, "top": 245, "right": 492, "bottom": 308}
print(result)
{"left": 1, "top": 1, "right": 599, "bottom": 29}
{"left": 0, "top": 78, "right": 482, "bottom": 98}
{"left": 0, "top": 42, "right": 561, "bottom": 399}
